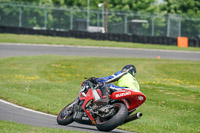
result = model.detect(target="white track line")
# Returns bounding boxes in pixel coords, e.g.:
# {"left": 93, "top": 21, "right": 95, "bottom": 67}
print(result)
{"left": 0, "top": 99, "right": 56, "bottom": 118}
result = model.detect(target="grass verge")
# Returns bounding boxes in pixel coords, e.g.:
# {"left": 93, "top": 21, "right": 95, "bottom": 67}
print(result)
{"left": 0, "top": 120, "right": 87, "bottom": 133}
{"left": 0, "top": 33, "right": 200, "bottom": 51}
{"left": 0, "top": 55, "right": 199, "bottom": 133}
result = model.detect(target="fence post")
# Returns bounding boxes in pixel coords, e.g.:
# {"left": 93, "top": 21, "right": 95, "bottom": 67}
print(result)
{"left": 151, "top": 15, "right": 154, "bottom": 36}
{"left": 97, "top": 11, "right": 100, "bottom": 27}
{"left": 167, "top": 15, "right": 170, "bottom": 37}
{"left": 44, "top": 9, "right": 47, "bottom": 29}
{"left": 178, "top": 17, "right": 181, "bottom": 37}
{"left": 19, "top": 6, "right": 22, "bottom": 27}
{"left": 124, "top": 14, "right": 127, "bottom": 34}
{"left": 70, "top": 9, "right": 73, "bottom": 30}
{"left": 102, "top": 5, "right": 104, "bottom": 29}
{"left": 87, "top": 0, "right": 90, "bottom": 29}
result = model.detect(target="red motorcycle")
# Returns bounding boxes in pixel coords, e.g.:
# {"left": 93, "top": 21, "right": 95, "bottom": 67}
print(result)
{"left": 57, "top": 82, "right": 146, "bottom": 131}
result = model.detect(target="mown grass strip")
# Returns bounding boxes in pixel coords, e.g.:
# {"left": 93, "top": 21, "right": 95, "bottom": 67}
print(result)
{"left": 0, "top": 33, "right": 200, "bottom": 51}
{"left": 0, "top": 120, "right": 87, "bottom": 133}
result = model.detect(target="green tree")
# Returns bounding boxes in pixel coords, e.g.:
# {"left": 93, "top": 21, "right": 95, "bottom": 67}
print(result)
{"left": 158, "top": 0, "right": 200, "bottom": 38}
{"left": 160, "top": 0, "right": 200, "bottom": 16}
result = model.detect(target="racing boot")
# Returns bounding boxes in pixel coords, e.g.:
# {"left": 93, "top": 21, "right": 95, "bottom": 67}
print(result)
{"left": 95, "top": 86, "right": 109, "bottom": 106}
{"left": 95, "top": 96, "right": 109, "bottom": 106}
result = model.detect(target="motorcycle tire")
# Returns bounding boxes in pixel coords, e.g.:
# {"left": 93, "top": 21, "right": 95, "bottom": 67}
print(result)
{"left": 57, "top": 102, "right": 74, "bottom": 125}
{"left": 95, "top": 103, "right": 128, "bottom": 131}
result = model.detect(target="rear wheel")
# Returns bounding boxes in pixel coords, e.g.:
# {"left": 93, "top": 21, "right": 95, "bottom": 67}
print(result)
{"left": 95, "top": 103, "right": 128, "bottom": 131}
{"left": 57, "top": 102, "right": 74, "bottom": 125}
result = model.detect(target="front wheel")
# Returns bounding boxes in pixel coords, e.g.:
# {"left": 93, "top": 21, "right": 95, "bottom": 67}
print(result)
{"left": 95, "top": 103, "right": 128, "bottom": 131}
{"left": 57, "top": 101, "right": 75, "bottom": 125}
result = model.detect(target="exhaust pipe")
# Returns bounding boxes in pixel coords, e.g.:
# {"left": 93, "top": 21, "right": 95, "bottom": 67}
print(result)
{"left": 124, "top": 112, "right": 143, "bottom": 124}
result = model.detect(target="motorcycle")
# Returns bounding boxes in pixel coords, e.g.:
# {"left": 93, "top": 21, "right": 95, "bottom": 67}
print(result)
{"left": 57, "top": 82, "right": 146, "bottom": 132}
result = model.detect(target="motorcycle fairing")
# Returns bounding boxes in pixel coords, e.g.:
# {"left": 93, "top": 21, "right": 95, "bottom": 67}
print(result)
{"left": 110, "top": 89, "right": 146, "bottom": 111}
{"left": 78, "top": 88, "right": 99, "bottom": 125}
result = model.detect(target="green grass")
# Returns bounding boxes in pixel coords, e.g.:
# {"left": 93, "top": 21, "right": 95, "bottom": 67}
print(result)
{"left": 0, "top": 55, "right": 199, "bottom": 133}
{"left": 0, "top": 120, "right": 87, "bottom": 133}
{"left": 1, "top": 33, "right": 200, "bottom": 51}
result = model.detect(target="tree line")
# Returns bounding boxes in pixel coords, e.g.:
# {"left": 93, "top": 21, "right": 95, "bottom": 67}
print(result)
{"left": 1, "top": 0, "right": 200, "bottom": 17}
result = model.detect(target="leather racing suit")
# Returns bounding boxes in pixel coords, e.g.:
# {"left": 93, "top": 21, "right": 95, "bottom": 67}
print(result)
{"left": 96, "top": 70, "right": 140, "bottom": 100}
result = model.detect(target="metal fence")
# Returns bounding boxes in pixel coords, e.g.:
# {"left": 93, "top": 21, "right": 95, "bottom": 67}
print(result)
{"left": 0, "top": 2, "right": 200, "bottom": 38}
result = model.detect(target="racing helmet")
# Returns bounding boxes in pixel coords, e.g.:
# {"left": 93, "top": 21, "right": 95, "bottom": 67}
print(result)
{"left": 121, "top": 64, "right": 136, "bottom": 77}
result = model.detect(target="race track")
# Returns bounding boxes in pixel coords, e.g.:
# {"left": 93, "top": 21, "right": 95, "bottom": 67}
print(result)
{"left": 0, "top": 43, "right": 200, "bottom": 60}
{"left": 0, "top": 43, "right": 200, "bottom": 132}
{"left": 0, "top": 99, "right": 131, "bottom": 133}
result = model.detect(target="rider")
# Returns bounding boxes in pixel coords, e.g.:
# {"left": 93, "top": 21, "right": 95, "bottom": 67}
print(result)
{"left": 91, "top": 64, "right": 140, "bottom": 105}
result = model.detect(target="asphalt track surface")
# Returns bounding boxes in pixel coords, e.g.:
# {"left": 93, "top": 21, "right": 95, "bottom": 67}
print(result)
{"left": 0, "top": 99, "right": 131, "bottom": 133}
{"left": 0, "top": 43, "right": 200, "bottom": 60}
{"left": 0, "top": 43, "right": 200, "bottom": 133}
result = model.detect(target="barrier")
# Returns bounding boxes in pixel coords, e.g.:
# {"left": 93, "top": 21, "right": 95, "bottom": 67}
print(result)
{"left": 0, "top": 25, "right": 199, "bottom": 47}
{"left": 177, "top": 37, "right": 188, "bottom": 48}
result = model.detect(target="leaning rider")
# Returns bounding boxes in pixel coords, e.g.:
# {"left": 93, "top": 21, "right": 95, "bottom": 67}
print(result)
{"left": 94, "top": 64, "right": 140, "bottom": 105}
